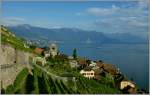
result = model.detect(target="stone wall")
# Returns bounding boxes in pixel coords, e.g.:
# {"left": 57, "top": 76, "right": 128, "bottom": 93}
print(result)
{"left": 1, "top": 44, "right": 30, "bottom": 65}
{"left": 0, "top": 44, "right": 31, "bottom": 89}
{"left": 1, "top": 63, "right": 26, "bottom": 89}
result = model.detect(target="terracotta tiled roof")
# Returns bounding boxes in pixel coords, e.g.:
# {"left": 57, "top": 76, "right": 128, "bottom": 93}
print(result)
{"left": 84, "top": 66, "right": 92, "bottom": 71}
{"left": 102, "top": 63, "right": 118, "bottom": 75}
{"left": 77, "top": 58, "right": 87, "bottom": 65}
{"left": 96, "top": 61, "right": 104, "bottom": 68}
{"left": 34, "top": 48, "right": 44, "bottom": 54}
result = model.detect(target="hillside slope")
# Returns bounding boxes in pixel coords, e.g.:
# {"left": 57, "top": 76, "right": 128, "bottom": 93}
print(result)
{"left": 1, "top": 25, "right": 33, "bottom": 52}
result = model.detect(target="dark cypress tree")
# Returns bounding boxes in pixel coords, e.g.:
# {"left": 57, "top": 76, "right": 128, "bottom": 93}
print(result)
{"left": 72, "top": 48, "right": 77, "bottom": 59}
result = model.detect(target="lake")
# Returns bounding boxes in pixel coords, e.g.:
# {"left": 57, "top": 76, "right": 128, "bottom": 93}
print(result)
{"left": 59, "top": 43, "right": 149, "bottom": 90}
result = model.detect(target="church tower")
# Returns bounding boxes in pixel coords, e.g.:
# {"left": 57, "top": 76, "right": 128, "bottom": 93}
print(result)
{"left": 49, "top": 43, "right": 58, "bottom": 58}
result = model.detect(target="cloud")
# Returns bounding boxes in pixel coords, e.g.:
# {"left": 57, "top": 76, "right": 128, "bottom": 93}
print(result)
{"left": 118, "top": 16, "right": 148, "bottom": 27}
{"left": 80, "top": 0, "right": 148, "bottom": 35}
{"left": 94, "top": 20, "right": 113, "bottom": 27}
{"left": 94, "top": 15, "right": 148, "bottom": 34}
{"left": 137, "top": 0, "right": 149, "bottom": 9}
{"left": 85, "top": 5, "right": 120, "bottom": 16}
{"left": 82, "top": 0, "right": 148, "bottom": 17}
{"left": 2, "top": 17, "right": 26, "bottom": 26}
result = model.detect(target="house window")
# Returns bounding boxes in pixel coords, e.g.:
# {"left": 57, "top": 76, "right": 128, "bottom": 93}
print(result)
{"left": 87, "top": 73, "right": 90, "bottom": 75}
{"left": 52, "top": 47, "right": 55, "bottom": 50}
{"left": 82, "top": 73, "right": 86, "bottom": 75}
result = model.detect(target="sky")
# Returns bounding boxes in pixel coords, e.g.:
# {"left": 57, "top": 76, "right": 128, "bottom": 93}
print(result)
{"left": 1, "top": 0, "right": 149, "bottom": 37}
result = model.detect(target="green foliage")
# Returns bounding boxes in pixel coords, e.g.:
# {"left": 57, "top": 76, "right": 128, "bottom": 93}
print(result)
{"left": 99, "top": 73, "right": 115, "bottom": 87}
{"left": 3, "top": 63, "right": 121, "bottom": 94}
{"left": 45, "top": 62, "right": 75, "bottom": 76}
{"left": 55, "top": 54, "right": 69, "bottom": 62}
{"left": 1, "top": 28, "right": 34, "bottom": 53}
{"left": 4, "top": 68, "right": 29, "bottom": 94}
{"left": 24, "top": 74, "right": 35, "bottom": 94}
{"left": 47, "top": 54, "right": 68, "bottom": 64}
{"left": 76, "top": 76, "right": 121, "bottom": 94}
{"left": 33, "top": 67, "right": 39, "bottom": 94}
{"left": 5, "top": 85, "right": 14, "bottom": 94}
{"left": 29, "top": 45, "right": 36, "bottom": 50}
{"left": 47, "top": 76, "right": 57, "bottom": 93}
{"left": 13, "top": 68, "right": 29, "bottom": 91}
{"left": 42, "top": 73, "right": 52, "bottom": 93}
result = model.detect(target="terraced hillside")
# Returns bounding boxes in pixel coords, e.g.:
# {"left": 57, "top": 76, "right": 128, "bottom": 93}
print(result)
{"left": 2, "top": 65, "right": 122, "bottom": 94}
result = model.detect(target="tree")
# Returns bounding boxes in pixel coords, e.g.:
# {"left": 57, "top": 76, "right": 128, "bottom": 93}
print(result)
{"left": 105, "top": 73, "right": 115, "bottom": 87}
{"left": 72, "top": 48, "right": 77, "bottom": 59}
{"left": 30, "top": 45, "right": 36, "bottom": 49}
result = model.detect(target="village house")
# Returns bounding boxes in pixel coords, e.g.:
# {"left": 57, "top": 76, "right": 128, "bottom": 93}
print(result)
{"left": 120, "top": 81, "right": 135, "bottom": 90}
{"left": 68, "top": 56, "right": 74, "bottom": 60}
{"left": 92, "top": 65, "right": 99, "bottom": 70}
{"left": 77, "top": 58, "right": 88, "bottom": 69}
{"left": 101, "top": 63, "right": 119, "bottom": 75}
{"left": 89, "top": 61, "right": 97, "bottom": 67}
{"left": 127, "top": 87, "right": 137, "bottom": 94}
{"left": 33, "top": 56, "right": 46, "bottom": 66}
{"left": 84, "top": 60, "right": 102, "bottom": 71}
{"left": 44, "top": 51, "right": 50, "bottom": 58}
{"left": 69, "top": 60, "right": 79, "bottom": 68}
{"left": 68, "top": 56, "right": 78, "bottom": 68}
{"left": 80, "top": 69, "right": 95, "bottom": 79}
{"left": 34, "top": 47, "right": 44, "bottom": 55}
{"left": 23, "top": 43, "right": 29, "bottom": 48}
{"left": 96, "top": 61, "right": 104, "bottom": 68}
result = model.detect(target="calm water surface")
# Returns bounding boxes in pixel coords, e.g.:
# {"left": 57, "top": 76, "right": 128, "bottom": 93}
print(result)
{"left": 59, "top": 43, "right": 149, "bottom": 90}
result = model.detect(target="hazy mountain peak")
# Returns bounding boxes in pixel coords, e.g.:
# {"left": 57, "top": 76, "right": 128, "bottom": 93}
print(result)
{"left": 7, "top": 24, "right": 148, "bottom": 44}
{"left": 16, "top": 24, "right": 31, "bottom": 29}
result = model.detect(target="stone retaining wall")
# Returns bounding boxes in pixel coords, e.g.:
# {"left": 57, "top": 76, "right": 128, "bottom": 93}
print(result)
{"left": 0, "top": 44, "right": 31, "bottom": 89}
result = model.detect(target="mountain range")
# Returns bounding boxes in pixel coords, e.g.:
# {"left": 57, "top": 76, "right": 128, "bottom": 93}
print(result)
{"left": 7, "top": 24, "right": 148, "bottom": 46}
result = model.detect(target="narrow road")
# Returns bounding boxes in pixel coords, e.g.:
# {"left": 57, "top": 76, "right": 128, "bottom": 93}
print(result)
{"left": 30, "top": 62, "right": 69, "bottom": 81}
